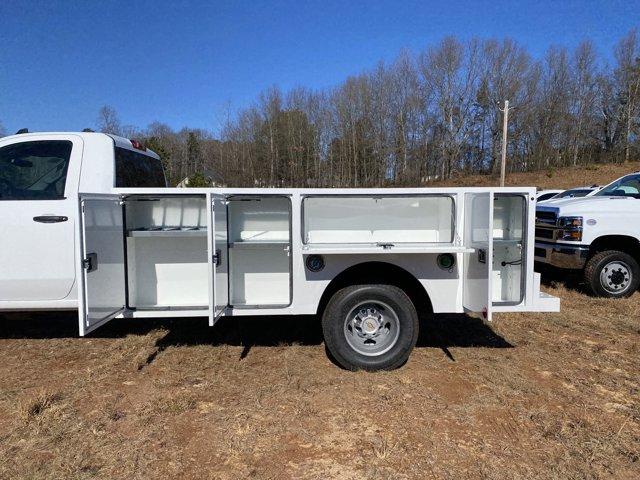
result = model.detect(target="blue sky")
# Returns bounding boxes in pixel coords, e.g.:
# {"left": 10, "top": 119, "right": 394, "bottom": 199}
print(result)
{"left": 1, "top": 0, "right": 638, "bottom": 135}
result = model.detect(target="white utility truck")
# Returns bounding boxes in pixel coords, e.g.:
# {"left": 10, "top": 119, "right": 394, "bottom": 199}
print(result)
{"left": 0, "top": 132, "right": 558, "bottom": 370}
{"left": 535, "top": 172, "right": 640, "bottom": 298}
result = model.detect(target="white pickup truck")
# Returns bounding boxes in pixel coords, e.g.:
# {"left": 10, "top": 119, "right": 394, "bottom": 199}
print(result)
{"left": 535, "top": 172, "right": 640, "bottom": 297}
{"left": 1, "top": 131, "right": 558, "bottom": 370}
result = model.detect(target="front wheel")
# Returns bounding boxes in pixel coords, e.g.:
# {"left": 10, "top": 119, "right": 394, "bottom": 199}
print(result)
{"left": 322, "top": 284, "right": 419, "bottom": 371}
{"left": 584, "top": 250, "right": 640, "bottom": 298}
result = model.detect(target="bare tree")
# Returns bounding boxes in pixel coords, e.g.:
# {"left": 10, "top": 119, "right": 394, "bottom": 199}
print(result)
{"left": 614, "top": 30, "right": 640, "bottom": 162}
{"left": 81, "top": 29, "right": 639, "bottom": 189}
{"left": 97, "top": 105, "right": 122, "bottom": 135}
{"left": 570, "top": 41, "right": 599, "bottom": 165}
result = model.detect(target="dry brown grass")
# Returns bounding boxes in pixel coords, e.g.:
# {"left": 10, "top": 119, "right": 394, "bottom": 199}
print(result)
{"left": 429, "top": 161, "right": 640, "bottom": 190}
{"left": 1, "top": 288, "right": 637, "bottom": 480}
{"left": 0, "top": 164, "right": 639, "bottom": 479}
{"left": 18, "top": 390, "right": 62, "bottom": 423}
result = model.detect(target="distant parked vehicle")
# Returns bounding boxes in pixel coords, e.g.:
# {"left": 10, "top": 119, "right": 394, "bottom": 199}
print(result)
{"left": 553, "top": 185, "right": 600, "bottom": 199}
{"left": 536, "top": 189, "right": 563, "bottom": 202}
{"left": 535, "top": 174, "right": 640, "bottom": 298}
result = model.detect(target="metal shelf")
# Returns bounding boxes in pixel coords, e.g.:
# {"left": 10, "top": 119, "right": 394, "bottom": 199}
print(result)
{"left": 127, "top": 227, "right": 207, "bottom": 238}
{"left": 229, "top": 240, "right": 289, "bottom": 249}
{"left": 493, "top": 239, "right": 523, "bottom": 245}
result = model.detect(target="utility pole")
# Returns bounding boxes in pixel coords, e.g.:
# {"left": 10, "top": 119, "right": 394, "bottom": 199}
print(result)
{"left": 500, "top": 100, "right": 509, "bottom": 187}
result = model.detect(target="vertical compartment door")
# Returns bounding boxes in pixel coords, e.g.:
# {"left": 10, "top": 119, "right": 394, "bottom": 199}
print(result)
{"left": 463, "top": 192, "right": 494, "bottom": 320}
{"left": 209, "top": 194, "right": 229, "bottom": 326}
{"left": 77, "top": 195, "right": 127, "bottom": 336}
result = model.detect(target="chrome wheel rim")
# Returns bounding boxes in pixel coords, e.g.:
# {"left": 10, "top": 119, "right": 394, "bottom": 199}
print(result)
{"left": 343, "top": 301, "right": 400, "bottom": 356}
{"left": 600, "top": 261, "right": 632, "bottom": 294}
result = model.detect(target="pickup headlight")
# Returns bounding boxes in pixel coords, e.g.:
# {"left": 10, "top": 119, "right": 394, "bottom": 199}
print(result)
{"left": 557, "top": 216, "right": 583, "bottom": 241}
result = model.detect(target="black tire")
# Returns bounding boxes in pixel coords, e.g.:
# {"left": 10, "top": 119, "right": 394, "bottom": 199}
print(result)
{"left": 584, "top": 250, "right": 640, "bottom": 298}
{"left": 322, "top": 284, "right": 419, "bottom": 371}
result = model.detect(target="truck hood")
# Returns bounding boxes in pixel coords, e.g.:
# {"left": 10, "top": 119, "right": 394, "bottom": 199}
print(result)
{"left": 537, "top": 196, "right": 639, "bottom": 215}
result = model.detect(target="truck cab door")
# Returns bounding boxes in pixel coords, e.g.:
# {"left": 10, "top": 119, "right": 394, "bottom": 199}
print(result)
{"left": 209, "top": 193, "right": 229, "bottom": 326}
{"left": 463, "top": 192, "right": 494, "bottom": 320}
{"left": 77, "top": 194, "right": 127, "bottom": 335}
{"left": 0, "top": 135, "right": 82, "bottom": 303}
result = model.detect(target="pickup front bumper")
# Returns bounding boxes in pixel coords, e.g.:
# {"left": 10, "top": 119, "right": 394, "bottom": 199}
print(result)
{"left": 534, "top": 241, "right": 589, "bottom": 270}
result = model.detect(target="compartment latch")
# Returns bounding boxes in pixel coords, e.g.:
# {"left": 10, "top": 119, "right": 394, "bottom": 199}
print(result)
{"left": 212, "top": 249, "right": 222, "bottom": 267}
{"left": 83, "top": 253, "right": 98, "bottom": 273}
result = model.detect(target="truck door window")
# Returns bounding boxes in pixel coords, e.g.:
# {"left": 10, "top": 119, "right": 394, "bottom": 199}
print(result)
{"left": 0, "top": 140, "right": 72, "bottom": 200}
{"left": 115, "top": 147, "right": 166, "bottom": 187}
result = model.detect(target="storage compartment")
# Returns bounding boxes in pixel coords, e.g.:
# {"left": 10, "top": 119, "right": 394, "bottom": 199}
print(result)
{"left": 125, "top": 196, "right": 209, "bottom": 309}
{"left": 227, "top": 196, "right": 291, "bottom": 306}
{"left": 492, "top": 194, "right": 526, "bottom": 304}
{"left": 302, "top": 195, "right": 453, "bottom": 244}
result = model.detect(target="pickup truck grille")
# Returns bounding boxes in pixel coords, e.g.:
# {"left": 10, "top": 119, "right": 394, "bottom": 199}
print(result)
{"left": 535, "top": 209, "right": 558, "bottom": 240}
{"left": 535, "top": 227, "right": 555, "bottom": 239}
{"left": 535, "top": 210, "right": 557, "bottom": 225}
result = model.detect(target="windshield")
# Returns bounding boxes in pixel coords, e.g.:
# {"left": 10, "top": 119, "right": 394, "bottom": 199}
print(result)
{"left": 537, "top": 192, "right": 558, "bottom": 201}
{"left": 554, "top": 189, "right": 592, "bottom": 199}
{"left": 595, "top": 174, "right": 640, "bottom": 198}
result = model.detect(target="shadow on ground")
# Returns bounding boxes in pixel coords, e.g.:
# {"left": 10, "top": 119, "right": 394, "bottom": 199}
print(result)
{"left": 536, "top": 263, "right": 584, "bottom": 291}
{"left": 0, "top": 310, "right": 512, "bottom": 363}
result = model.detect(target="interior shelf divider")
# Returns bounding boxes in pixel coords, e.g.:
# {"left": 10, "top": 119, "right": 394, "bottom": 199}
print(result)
{"left": 127, "top": 227, "right": 207, "bottom": 238}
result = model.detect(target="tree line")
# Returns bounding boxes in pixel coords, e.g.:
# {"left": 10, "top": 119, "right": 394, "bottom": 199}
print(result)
{"left": 6, "top": 30, "right": 639, "bottom": 187}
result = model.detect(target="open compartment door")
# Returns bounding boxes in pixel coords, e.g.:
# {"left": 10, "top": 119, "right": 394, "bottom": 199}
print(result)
{"left": 208, "top": 194, "right": 229, "bottom": 326}
{"left": 463, "top": 192, "right": 494, "bottom": 320}
{"left": 77, "top": 195, "right": 127, "bottom": 336}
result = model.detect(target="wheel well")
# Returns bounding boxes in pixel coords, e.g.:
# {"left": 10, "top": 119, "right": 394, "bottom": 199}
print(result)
{"left": 316, "top": 262, "right": 433, "bottom": 318}
{"left": 589, "top": 235, "right": 640, "bottom": 262}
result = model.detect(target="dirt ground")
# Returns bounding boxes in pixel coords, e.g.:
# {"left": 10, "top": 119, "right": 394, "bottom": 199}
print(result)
{"left": 0, "top": 276, "right": 638, "bottom": 479}
{"left": 1, "top": 165, "right": 639, "bottom": 479}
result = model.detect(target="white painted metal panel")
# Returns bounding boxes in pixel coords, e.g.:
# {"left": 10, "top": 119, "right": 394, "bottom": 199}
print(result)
{"left": 463, "top": 192, "right": 493, "bottom": 320}
{"left": 301, "top": 244, "right": 473, "bottom": 255}
{"left": 227, "top": 196, "right": 290, "bottom": 242}
{"left": 229, "top": 244, "right": 290, "bottom": 305}
{"left": 126, "top": 196, "right": 207, "bottom": 230}
{"left": 303, "top": 195, "right": 453, "bottom": 244}
{"left": 492, "top": 195, "right": 526, "bottom": 304}
{"left": 127, "top": 236, "right": 209, "bottom": 307}
{"left": 209, "top": 194, "right": 229, "bottom": 325}
{"left": 77, "top": 195, "right": 126, "bottom": 335}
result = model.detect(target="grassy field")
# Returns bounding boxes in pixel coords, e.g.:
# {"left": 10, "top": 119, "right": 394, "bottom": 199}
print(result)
{"left": 0, "top": 164, "right": 639, "bottom": 479}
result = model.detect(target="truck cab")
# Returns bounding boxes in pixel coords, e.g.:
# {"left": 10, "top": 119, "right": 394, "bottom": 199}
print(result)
{"left": 0, "top": 132, "right": 164, "bottom": 310}
{"left": 535, "top": 172, "right": 640, "bottom": 297}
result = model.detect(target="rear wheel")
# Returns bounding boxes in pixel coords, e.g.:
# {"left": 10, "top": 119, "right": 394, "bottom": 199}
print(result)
{"left": 322, "top": 284, "right": 419, "bottom": 371}
{"left": 584, "top": 250, "right": 639, "bottom": 298}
